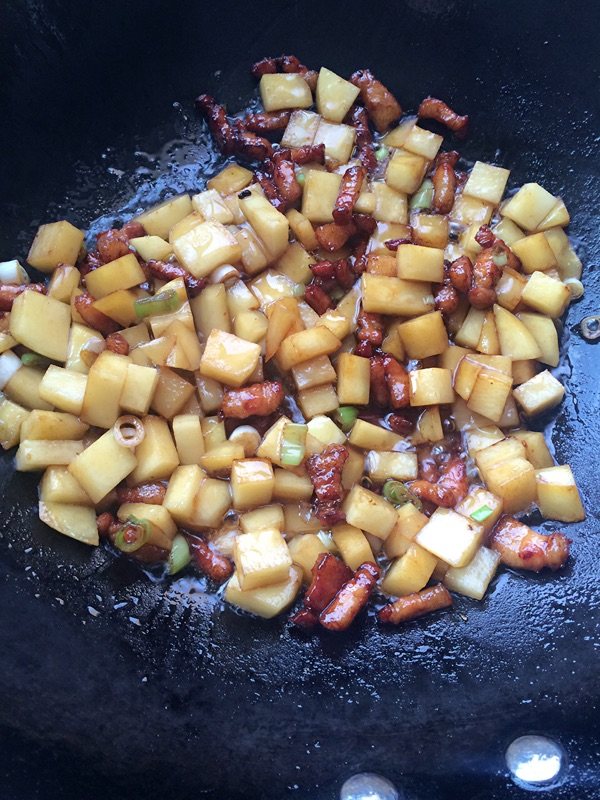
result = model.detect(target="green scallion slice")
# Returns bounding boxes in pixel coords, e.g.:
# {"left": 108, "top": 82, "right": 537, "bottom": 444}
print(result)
{"left": 335, "top": 406, "right": 358, "bottom": 432}
{"left": 492, "top": 252, "right": 508, "bottom": 268}
{"left": 134, "top": 288, "right": 181, "bottom": 320}
{"left": 382, "top": 480, "right": 423, "bottom": 511}
{"left": 409, "top": 179, "right": 434, "bottom": 211}
{"left": 375, "top": 145, "right": 389, "bottom": 162}
{"left": 113, "top": 515, "right": 151, "bottom": 553}
{"left": 20, "top": 352, "right": 49, "bottom": 367}
{"left": 296, "top": 172, "right": 306, "bottom": 185}
{"left": 168, "top": 533, "right": 191, "bottom": 575}
{"left": 470, "top": 504, "right": 493, "bottom": 522}
{"left": 280, "top": 423, "right": 307, "bottom": 466}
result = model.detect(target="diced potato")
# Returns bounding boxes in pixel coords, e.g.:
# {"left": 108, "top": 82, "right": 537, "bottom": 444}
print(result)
{"left": 492, "top": 217, "right": 525, "bottom": 246}
{"left": 501, "top": 183, "right": 557, "bottom": 231}
{"left": 341, "top": 447, "right": 365, "bottom": 491}
{"left": 39, "top": 501, "right": 98, "bottom": 545}
{"left": 396, "top": 244, "right": 444, "bottom": 283}
{"left": 239, "top": 192, "right": 290, "bottom": 261}
{"left": 455, "top": 486, "right": 503, "bottom": 534}
{"left": 4, "top": 364, "right": 50, "bottom": 411}
{"left": 498, "top": 395, "right": 520, "bottom": 428}
{"left": 231, "top": 458, "right": 274, "bottom": 509}
{"left": 403, "top": 125, "right": 443, "bottom": 159}
{"left": 234, "top": 527, "right": 292, "bottom": 590}
{"left": 117, "top": 502, "right": 177, "bottom": 543}
{"left": 191, "top": 284, "right": 231, "bottom": 339}
{"left": 454, "top": 307, "right": 486, "bottom": 349}
{"left": 319, "top": 284, "right": 361, "bottom": 339}
{"left": 316, "top": 67, "right": 359, "bottom": 122}
{"left": 134, "top": 195, "right": 192, "bottom": 239}
{"left": 381, "top": 320, "right": 406, "bottom": 361}
{"left": 47, "top": 264, "right": 80, "bottom": 303}
{"left": 283, "top": 504, "right": 320, "bottom": 534}
{"left": 520, "top": 271, "right": 570, "bottom": 318}
{"left": 66, "top": 324, "right": 104, "bottom": 375}
{"left": 536, "top": 464, "right": 585, "bottom": 522}
{"left": 336, "top": 353, "right": 370, "bottom": 405}
{"left": 265, "top": 298, "right": 301, "bottom": 360}
{"left": 277, "top": 326, "right": 340, "bottom": 371}
{"left": 385, "top": 149, "right": 427, "bottom": 194}
{"left": 513, "top": 370, "right": 564, "bottom": 416}
{"left": 443, "top": 546, "right": 500, "bottom": 600}
{"left": 476, "top": 311, "right": 500, "bottom": 356}
{"left": 463, "top": 161, "right": 510, "bottom": 205}
{"left": 240, "top": 505, "right": 284, "bottom": 534}
{"left": 281, "top": 109, "right": 320, "bottom": 148}
{"left": 382, "top": 544, "right": 437, "bottom": 596}
{"left": 384, "top": 504, "right": 429, "bottom": 559}
{"left": 367, "top": 253, "right": 398, "bottom": 277}
{"left": 232, "top": 224, "right": 269, "bottom": 275}
{"left": 256, "top": 416, "right": 290, "bottom": 465}
{"left": 119, "top": 363, "right": 159, "bottom": 416}
{"left": 483, "top": 456, "right": 537, "bottom": 514}
{"left": 129, "top": 234, "right": 172, "bottom": 261}
{"left": 416, "top": 508, "right": 485, "bottom": 567}
{"left": 260, "top": 73, "right": 312, "bottom": 111}
{"left": 170, "top": 414, "right": 205, "bottom": 465}
{"left": 536, "top": 198, "right": 570, "bottom": 230}
{"left": 20, "top": 410, "right": 87, "bottom": 441}
{"left": 365, "top": 451, "right": 418, "bottom": 482}
{"left": 382, "top": 117, "right": 416, "bottom": 148}
{"left": 348, "top": 418, "right": 401, "bottom": 450}
{"left": 416, "top": 406, "right": 444, "bottom": 443}
{"left": 226, "top": 280, "right": 260, "bottom": 320}
{"left": 10, "top": 290, "right": 71, "bottom": 362}
{"left": 86, "top": 253, "right": 146, "bottom": 299}
{"left": 342, "top": 485, "right": 397, "bottom": 540}
{"left": 306, "top": 415, "right": 346, "bottom": 448}
{"left": 511, "top": 233, "right": 557, "bottom": 274}
{"left": 544, "top": 227, "right": 582, "bottom": 280}
{"left": 467, "top": 368, "right": 513, "bottom": 424}
{"left": 250, "top": 269, "right": 297, "bottom": 308}
{"left": 453, "top": 356, "right": 483, "bottom": 401}
{"left": 493, "top": 304, "right": 542, "bottom": 360}
{"left": 292, "top": 355, "right": 336, "bottom": 391}
{"left": 361, "top": 274, "right": 434, "bottom": 317}
{"left": 92, "top": 290, "right": 137, "bottom": 327}
{"left": 200, "top": 441, "right": 245, "bottom": 474}
{"left": 512, "top": 430, "right": 554, "bottom": 469}
{"left": 208, "top": 164, "right": 253, "bottom": 195}
{"left": 297, "top": 384, "right": 339, "bottom": 419}
{"left": 39, "top": 366, "right": 86, "bottom": 415}
{"left": 190, "top": 189, "right": 232, "bottom": 224}
{"left": 313, "top": 119, "right": 356, "bottom": 165}
{"left": 398, "top": 311, "right": 448, "bottom": 359}
{"left": 475, "top": 437, "right": 527, "bottom": 479}
{"left": 272, "top": 468, "right": 313, "bottom": 501}
{"left": 130, "top": 415, "right": 179, "bottom": 484}
{"left": 68, "top": 428, "right": 136, "bottom": 503}
{"left": 200, "top": 329, "right": 261, "bottom": 387}
{"left": 163, "top": 464, "right": 205, "bottom": 524}
{"left": 449, "top": 194, "right": 494, "bottom": 226}
{"left": 15, "top": 439, "right": 84, "bottom": 471}
{"left": 224, "top": 565, "right": 302, "bottom": 618}
{"left": 40, "top": 466, "right": 92, "bottom": 506}
{"left": 409, "top": 368, "right": 454, "bottom": 407}
{"left": 275, "top": 242, "right": 315, "bottom": 284}
{"left": 464, "top": 425, "right": 504, "bottom": 454}
{"left": 187, "top": 477, "right": 231, "bottom": 528}
{"left": 150, "top": 367, "right": 195, "bottom": 419}
{"left": 516, "top": 312, "right": 559, "bottom": 367}
{"left": 285, "top": 209, "right": 319, "bottom": 251}
{"left": 27, "top": 220, "right": 84, "bottom": 272}
{"left": 331, "top": 524, "right": 374, "bottom": 571}
{"left": 168, "top": 211, "right": 204, "bottom": 243}
{"left": 0, "top": 396, "right": 29, "bottom": 449}
{"left": 80, "top": 350, "right": 129, "bottom": 429}
{"left": 301, "top": 170, "right": 341, "bottom": 223}
{"left": 495, "top": 267, "right": 527, "bottom": 312}
{"left": 411, "top": 213, "right": 449, "bottom": 249}
{"left": 288, "top": 533, "right": 330, "bottom": 582}
{"left": 172, "top": 221, "right": 242, "bottom": 278}
{"left": 367, "top": 221, "right": 412, "bottom": 255}
{"left": 372, "top": 182, "right": 408, "bottom": 224}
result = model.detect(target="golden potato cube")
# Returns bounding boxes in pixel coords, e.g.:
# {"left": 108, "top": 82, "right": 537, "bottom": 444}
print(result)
{"left": 331, "top": 524, "right": 374, "bottom": 571}
{"left": 416, "top": 507, "right": 485, "bottom": 568}
{"left": 316, "top": 67, "right": 360, "bottom": 122}
{"left": 341, "top": 447, "right": 365, "bottom": 490}
{"left": 172, "top": 221, "right": 242, "bottom": 278}
{"left": 283, "top": 504, "right": 321, "bottom": 534}
{"left": 403, "top": 125, "right": 443, "bottom": 159}
{"left": 409, "top": 368, "right": 454, "bottom": 407}
{"left": 15, "top": 439, "right": 84, "bottom": 471}
{"left": 234, "top": 527, "right": 292, "bottom": 590}
{"left": 134, "top": 194, "right": 192, "bottom": 239}
{"left": 348, "top": 418, "right": 401, "bottom": 450}
{"left": 255, "top": 416, "right": 290, "bottom": 465}
{"left": 535, "top": 465, "right": 585, "bottom": 522}
{"left": 234, "top": 310, "right": 268, "bottom": 343}
{"left": 382, "top": 117, "right": 416, "bottom": 147}
{"left": 464, "top": 424, "right": 504, "bottom": 454}
{"left": 231, "top": 458, "right": 274, "bottom": 509}
{"left": 171, "top": 414, "right": 205, "bottom": 465}
{"left": 454, "top": 307, "right": 486, "bottom": 349}
{"left": 0, "top": 396, "right": 29, "bottom": 449}
{"left": 463, "top": 161, "right": 510, "bottom": 205}
{"left": 361, "top": 274, "right": 434, "bottom": 317}
{"left": 240, "top": 504, "right": 285, "bottom": 534}
{"left": 513, "top": 370, "right": 564, "bottom": 416}
{"left": 272, "top": 468, "right": 313, "bottom": 501}
{"left": 516, "top": 312, "right": 559, "bottom": 367}
{"left": 201, "top": 441, "right": 245, "bottom": 474}
{"left": 365, "top": 451, "right": 418, "bottom": 482}
{"left": 455, "top": 486, "right": 503, "bottom": 534}
{"left": 4, "top": 364, "right": 51, "bottom": 411}
{"left": 301, "top": 170, "right": 342, "bottom": 224}
{"left": 385, "top": 149, "right": 427, "bottom": 194}
{"left": 501, "top": 183, "right": 557, "bottom": 231}
{"left": 200, "top": 329, "right": 261, "bottom": 387}
{"left": 493, "top": 304, "right": 542, "bottom": 359}
{"left": 398, "top": 311, "right": 448, "bottom": 359}
{"left": 226, "top": 279, "right": 260, "bottom": 319}
{"left": 40, "top": 466, "right": 92, "bottom": 505}
{"left": 130, "top": 415, "right": 179, "bottom": 484}
{"left": 412, "top": 213, "right": 449, "bottom": 249}
{"left": 285, "top": 210, "right": 319, "bottom": 252}
{"left": 476, "top": 311, "right": 500, "bottom": 355}
{"left": 47, "top": 264, "right": 80, "bottom": 303}
{"left": 439, "top": 344, "right": 472, "bottom": 374}
{"left": 10, "top": 290, "right": 71, "bottom": 362}
{"left": 336, "top": 353, "right": 370, "bottom": 405}
{"left": 150, "top": 367, "right": 195, "bottom": 419}
{"left": 92, "top": 290, "right": 138, "bottom": 327}
{"left": 544, "top": 228, "right": 582, "bottom": 280}
{"left": 191, "top": 284, "right": 231, "bottom": 338}
{"left": 39, "top": 366, "right": 86, "bottom": 415}
{"left": 117, "top": 502, "right": 176, "bottom": 543}
{"left": 521, "top": 271, "right": 570, "bottom": 318}
{"left": 382, "top": 544, "right": 437, "bottom": 597}
{"left": 319, "top": 284, "right": 361, "bottom": 339}
{"left": 81, "top": 350, "right": 129, "bottom": 429}
{"left": 276, "top": 241, "right": 315, "bottom": 284}
{"left": 416, "top": 406, "right": 444, "bottom": 443}
{"left": 288, "top": 533, "right": 330, "bottom": 582}
{"left": 277, "top": 326, "right": 341, "bottom": 371}
{"left": 367, "top": 221, "right": 412, "bottom": 255}
{"left": 384, "top": 504, "right": 429, "bottom": 559}
{"left": 367, "top": 252, "right": 398, "bottom": 277}
{"left": 85, "top": 253, "right": 146, "bottom": 299}
{"left": 239, "top": 193, "right": 290, "bottom": 260}
{"left": 168, "top": 211, "right": 204, "bottom": 243}
{"left": 260, "top": 73, "right": 312, "bottom": 111}
{"left": 281, "top": 109, "right": 320, "bottom": 148}
{"left": 27, "top": 220, "right": 84, "bottom": 272}
{"left": 69, "top": 429, "right": 137, "bottom": 503}
{"left": 537, "top": 198, "right": 570, "bottom": 231}
{"left": 396, "top": 244, "right": 444, "bottom": 283}
{"left": 224, "top": 565, "right": 302, "bottom": 619}
{"left": 381, "top": 321, "right": 406, "bottom": 361}
{"left": 292, "top": 355, "right": 336, "bottom": 392}
{"left": 66, "top": 324, "right": 103, "bottom": 375}
{"left": 492, "top": 218, "right": 526, "bottom": 247}
{"left": 297, "top": 384, "right": 339, "bottom": 419}
{"left": 190, "top": 189, "right": 232, "bottom": 224}
{"left": 313, "top": 119, "right": 356, "bottom": 165}
{"left": 371, "top": 182, "right": 408, "bottom": 224}
{"left": 453, "top": 356, "right": 482, "bottom": 401}
{"left": 208, "top": 164, "right": 253, "bottom": 195}
{"left": 512, "top": 430, "right": 553, "bottom": 469}
{"left": 484, "top": 456, "right": 537, "bottom": 514}
{"left": 20, "top": 410, "right": 87, "bottom": 441}
{"left": 450, "top": 194, "right": 494, "bottom": 226}
{"left": 128, "top": 234, "right": 172, "bottom": 262}
{"left": 39, "top": 501, "right": 98, "bottom": 546}
{"left": 162, "top": 464, "right": 205, "bottom": 524}
{"left": 511, "top": 232, "right": 557, "bottom": 274}
{"left": 342, "top": 484, "right": 397, "bottom": 540}
{"left": 187, "top": 477, "right": 231, "bottom": 529}
{"left": 119, "top": 363, "right": 159, "bottom": 417}
{"left": 467, "top": 369, "right": 513, "bottom": 424}
{"left": 475, "top": 437, "right": 526, "bottom": 478}
{"left": 306, "top": 415, "right": 346, "bottom": 448}
{"left": 443, "top": 546, "right": 500, "bottom": 600}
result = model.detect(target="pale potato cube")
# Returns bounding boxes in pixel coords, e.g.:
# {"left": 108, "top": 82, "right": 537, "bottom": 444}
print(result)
{"left": 135, "top": 195, "right": 192, "bottom": 239}
{"left": 382, "top": 117, "right": 416, "bottom": 148}
{"left": 385, "top": 149, "right": 427, "bottom": 194}
{"left": 285, "top": 210, "right": 319, "bottom": 252}
{"left": 493, "top": 304, "right": 542, "bottom": 360}
{"left": 234, "top": 527, "right": 292, "bottom": 590}
{"left": 201, "top": 441, "right": 245, "bottom": 474}
{"left": 10, "top": 290, "right": 71, "bottom": 362}
{"left": 512, "top": 430, "right": 554, "bottom": 469}
{"left": 191, "top": 189, "right": 234, "bottom": 224}
{"left": 47, "top": 264, "right": 80, "bottom": 303}
{"left": 416, "top": 507, "right": 485, "bottom": 568}
{"left": 201, "top": 416, "right": 226, "bottom": 451}
{"left": 27, "top": 221, "right": 84, "bottom": 272}
{"left": 69, "top": 429, "right": 137, "bottom": 504}
{"left": 240, "top": 505, "right": 284, "bottom": 534}
{"left": 234, "top": 310, "right": 268, "bottom": 343}
{"left": 192, "top": 283, "right": 231, "bottom": 339}
{"left": 372, "top": 183, "right": 408, "bottom": 224}
{"left": 467, "top": 369, "right": 513, "bottom": 424}
{"left": 20, "top": 410, "right": 87, "bottom": 441}
{"left": 272, "top": 468, "right": 313, "bottom": 502}
{"left": 66, "top": 324, "right": 104, "bottom": 375}
{"left": 450, "top": 194, "right": 494, "bottom": 226}
{"left": 403, "top": 125, "right": 442, "bottom": 159}
{"left": 396, "top": 244, "right": 444, "bottom": 283}
{"left": 239, "top": 192, "right": 290, "bottom": 260}
{"left": 4, "top": 364, "right": 51, "bottom": 412}
{"left": 224, "top": 565, "right": 302, "bottom": 618}
{"left": 306, "top": 415, "right": 346, "bottom": 447}
{"left": 544, "top": 228, "right": 582, "bottom": 280}
{"left": 301, "top": 170, "right": 341, "bottom": 223}
{"left": 463, "top": 161, "right": 510, "bottom": 205}
{"left": 163, "top": 464, "right": 205, "bottom": 524}
{"left": 92, "top": 290, "right": 138, "bottom": 327}
{"left": 297, "top": 384, "right": 339, "bottom": 419}
{"left": 208, "top": 164, "right": 253, "bottom": 195}
{"left": 15, "top": 439, "right": 84, "bottom": 471}
{"left": 501, "top": 183, "right": 557, "bottom": 231}
{"left": 40, "top": 466, "right": 92, "bottom": 506}
{"left": 260, "top": 73, "right": 312, "bottom": 111}
{"left": 332, "top": 524, "right": 374, "bottom": 571}
{"left": 316, "top": 67, "right": 360, "bottom": 122}
{"left": 81, "top": 350, "right": 129, "bottom": 429}
{"left": 398, "top": 311, "right": 448, "bottom": 359}
{"left": 361, "top": 274, "right": 434, "bottom": 317}
{"left": 348, "top": 419, "right": 401, "bottom": 450}
{"left": 231, "top": 458, "right": 274, "bottom": 509}
{"left": 200, "top": 329, "right": 261, "bottom": 387}
{"left": 39, "top": 366, "right": 87, "bottom": 415}
{"left": 233, "top": 224, "right": 270, "bottom": 275}
{"left": 483, "top": 456, "right": 537, "bottom": 514}
{"left": 168, "top": 211, "right": 204, "bottom": 243}
{"left": 365, "top": 451, "right": 418, "bottom": 482}
{"left": 367, "top": 221, "right": 412, "bottom": 255}
{"left": 535, "top": 464, "right": 585, "bottom": 522}
{"left": 453, "top": 356, "right": 483, "bottom": 401}
{"left": 292, "top": 355, "right": 336, "bottom": 391}
{"left": 288, "top": 534, "right": 330, "bottom": 582}
{"left": 381, "top": 320, "right": 406, "bottom": 360}
{"left": 0, "top": 396, "right": 29, "bottom": 449}
{"left": 86, "top": 253, "right": 146, "bottom": 299}
{"left": 187, "top": 477, "right": 231, "bottom": 528}
{"left": 416, "top": 406, "right": 444, "bottom": 443}
{"left": 39, "top": 501, "right": 98, "bottom": 546}
{"left": 492, "top": 217, "right": 525, "bottom": 246}
{"left": 513, "top": 370, "right": 565, "bottom": 416}
{"left": 409, "top": 368, "right": 454, "bottom": 407}
{"left": 411, "top": 213, "right": 449, "bottom": 249}
{"left": 475, "top": 437, "right": 526, "bottom": 480}
{"left": 520, "top": 271, "right": 570, "bottom": 318}
{"left": 129, "top": 235, "right": 172, "bottom": 261}
{"left": 276, "top": 242, "right": 315, "bottom": 284}
{"left": 455, "top": 486, "right": 503, "bottom": 534}
{"left": 313, "top": 119, "right": 356, "bottom": 165}
{"left": 516, "top": 312, "right": 559, "bottom": 367}
{"left": 281, "top": 109, "right": 321, "bottom": 148}
{"left": 337, "top": 353, "right": 370, "bottom": 405}
{"left": 443, "top": 546, "right": 500, "bottom": 600}
{"left": 277, "top": 326, "right": 341, "bottom": 371}
{"left": 341, "top": 449, "right": 365, "bottom": 490}
{"left": 454, "top": 307, "right": 486, "bottom": 349}
{"left": 172, "top": 221, "right": 242, "bottom": 278}
{"left": 150, "top": 367, "right": 195, "bottom": 419}
{"left": 256, "top": 416, "right": 291, "bottom": 465}
{"left": 384, "top": 504, "right": 429, "bottom": 559}
{"left": 172, "top": 414, "right": 205, "bottom": 464}
{"left": 382, "top": 544, "right": 437, "bottom": 596}
{"left": 129, "top": 415, "right": 179, "bottom": 484}
{"left": 342, "top": 485, "right": 397, "bottom": 540}
{"left": 283, "top": 504, "right": 321, "bottom": 534}
{"left": 464, "top": 425, "right": 504, "bottom": 454}
{"left": 226, "top": 279, "right": 260, "bottom": 318}
{"left": 536, "top": 198, "right": 570, "bottom": 231}
{"left": 319, "top": 284, "right": 361, "bottom": 339}
{"left": 120, "top": 363, "right": 159, "bottom": 416}
{"left": 511, "top": 232, "right": 557, "bottom": 274}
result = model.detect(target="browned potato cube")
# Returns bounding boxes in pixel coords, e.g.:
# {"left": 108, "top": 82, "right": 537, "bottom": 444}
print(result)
{"left": 277, "top": 327, "right": 341, "bottom": 371}
{"left": 342, "top": 485, "right": 397, "bottom": 540}
{"left": 200, "top": 329, "right": 261, "bottom": 387}
{"left": 234, "top": 527, "right": 292, "bottom": 590}
{"left": 27, "top": 220, "right": 84, "bottom": 272}
{"left": 409, "top": 368, "right": 454, "bottom": 406}
{"left": 396, "top": 244, "right": 444, "bottom": 283}
{"left": 231, "top": 458, "right": 275, "bottom": 509}
{"left": 513, "top": 370, "right": 565, "bottom": 416}
{"left": 398, "top": 311, "right": 448, "bottom": 359}
{"left": 520, "top": 271, "right": 571, "bottom": 318}
{"left": 483, "top": 456, "right": 537, "bottom": 514}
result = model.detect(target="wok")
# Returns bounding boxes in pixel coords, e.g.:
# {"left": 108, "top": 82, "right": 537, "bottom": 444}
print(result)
{"left": 1, "top": 1, "right": 600, "bottom": 797}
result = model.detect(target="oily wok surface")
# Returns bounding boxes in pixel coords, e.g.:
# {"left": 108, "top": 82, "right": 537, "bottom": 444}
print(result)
{"left": 1, "top": 0, "right": 600, "bottom": 797}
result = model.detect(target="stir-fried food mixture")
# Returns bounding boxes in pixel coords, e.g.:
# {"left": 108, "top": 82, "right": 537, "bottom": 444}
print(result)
{"left": 0, "top": 57, "right": 586, "bottom": 631}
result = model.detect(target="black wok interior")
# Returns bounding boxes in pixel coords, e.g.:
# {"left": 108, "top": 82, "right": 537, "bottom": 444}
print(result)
{"left": 1, "top": 1, "right": 600, "bottom": 797}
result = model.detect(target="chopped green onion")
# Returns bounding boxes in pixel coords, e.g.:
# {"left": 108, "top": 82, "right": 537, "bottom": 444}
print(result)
{"left": 375, "top": 145, "right": 389, "bottom": 162}
{"left": 168, "top": 533, "right": 191, "bottom": 575}
{"left": 470, "top": 504, "right": 493, "bottom": 522}
{"left": 335, "top": 406, "right": 358, "bottom": 432}
{"left": 409, "top": 179, "right": 434, "bottom": 211}
{"left": 134, "top": 288, "right": 181, "bottom": 320}
{"left": 383, "top": 480, "right": 423, "bottom": 511}
{"left": 113, "top": 515, "right": 151, "bottom": 553}
{"left": 20, "top": 352, "right": 49, "bottom": 367}
{"left": 296, "top": 172, "right": 305, "bottom": 185}
{"left": 492, "top": 252, "right": 508, "bottom": 268}
{"left": 280, "top": 423, "right": 307, "bottom": 466}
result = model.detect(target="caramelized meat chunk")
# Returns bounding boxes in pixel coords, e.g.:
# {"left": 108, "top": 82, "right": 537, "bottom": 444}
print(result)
{"left": 333, "top": 165, "right": 366, "bottom": 225}
{"left": 116, "top": 482, "right": 167, "bottom": 505}
{"left": 306, "top": 444, "right": 349, "bottom": 525}
{"left": 319, "top": 561, "right": 381, "bottom": 631}
{"left": 73, "top": 292, "right": 120, "bottom": 336}
{"left": 105, "top": 332, "right": 130, "bottom": 355}
{"left": 304, "top": 283, "right": 333, "bottom": 315}
{"left": 222, "top": 381, "right": 284, "bottom": 418}
{"left": 448, "top": 255, "right": 473, "bottom": 294}
{"left": 379, "top": 583, "right": 453, "bottom": 624}
{"left": 146, "top": 259, "right": 206, "bottom": 297}
{"left": 383, "top": 355, "right": 410, "bottom": 409}
{"left": 244, "top": 110, "right": 291, "bottom": 133}
{"left": 290, "top": 553, "right": 353, "bottom": 628}
{"left": 489, "top": 516, "right": 570, "bottom": 572}
{"left": 315, "top": 221, "right": 356, "bottom": 252}
{"left": 410, "top": 456, "right": 468, "bottom": 508}
{"left": 186, "top": 534, "right": 234, "bottom": 583}
{"left": 350, "top": 69, "right": 402, "bottom": 132}
{"left": 418, "top": 96, "right": 469, "bottom": 138}
{"left": 347, "top": 105, "right": 377, "bottom": 171}
{"left": 431, "top": 152, "right": 457, "bottom": 215}
{"left": 357, "top": 310, "right": 384, "bottom": 345}
{"left": 369, "top": 355, "right": 390, "bottom": 407}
